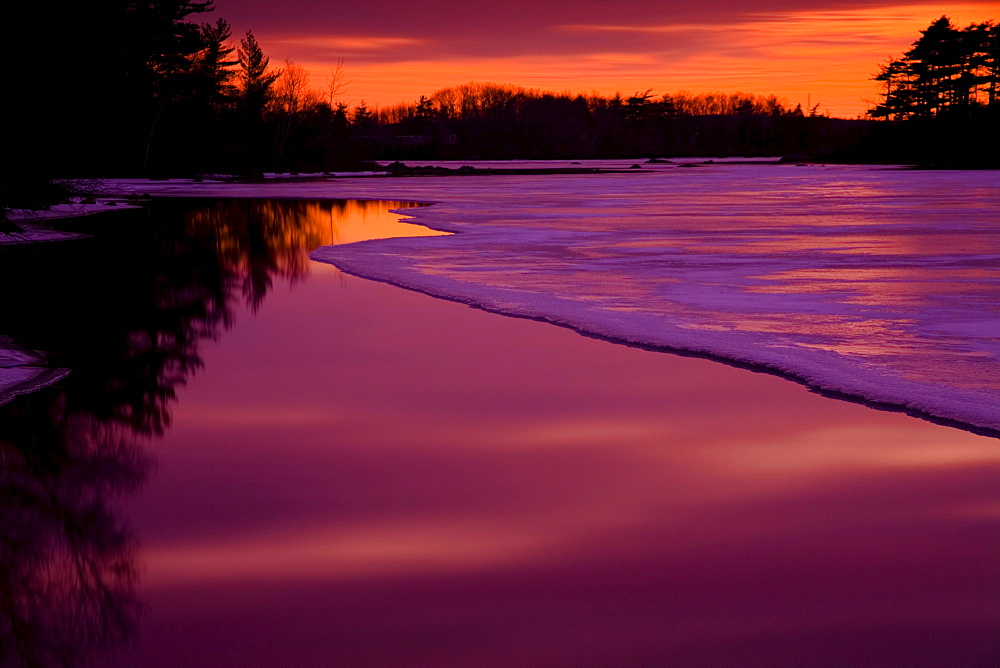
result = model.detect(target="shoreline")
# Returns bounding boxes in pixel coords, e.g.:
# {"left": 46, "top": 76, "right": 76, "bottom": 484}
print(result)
{"left": 314, "top": 243, "right": 1000, "bottom": 441}
{"left": 7, "top": 166, "right": 999, "bottom": 437}
{"left": 115, "top": 238, "right": 1000, "bottom": 666}
{"left": 0, "top": 337, "right": 70, "bottom": 406}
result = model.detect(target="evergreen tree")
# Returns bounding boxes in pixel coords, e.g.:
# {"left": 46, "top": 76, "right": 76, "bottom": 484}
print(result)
{"left": 869, "top": 16, "right": 998, "bottom": 120}
{"left": 980, "top": 22, "right": 1000, "bottom": 105}
{"left": 237, "top": 31, "right": 280, "bottom": 118}
{"left": 193, "top": 18, "right": 239, "bottom": 112}
{"left": 352, "top": 102, "right": 374, "bottom": 129}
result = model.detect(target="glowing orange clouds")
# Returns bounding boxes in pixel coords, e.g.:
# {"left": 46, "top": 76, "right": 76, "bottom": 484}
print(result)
{"left": 226, "top": 1, "right": 994, "bottom": 118}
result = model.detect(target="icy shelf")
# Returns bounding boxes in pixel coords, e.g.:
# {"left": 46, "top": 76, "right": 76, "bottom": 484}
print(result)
{"left": 308, "top": 165, "right": 1000, "bottom": 435}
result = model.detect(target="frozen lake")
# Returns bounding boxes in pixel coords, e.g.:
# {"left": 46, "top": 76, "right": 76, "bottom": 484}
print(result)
{"left": 125, "top": 163, "right": 1000, "bottom": 434}
{"left": 1, "top": 164, "right": 998, "bottom": 665}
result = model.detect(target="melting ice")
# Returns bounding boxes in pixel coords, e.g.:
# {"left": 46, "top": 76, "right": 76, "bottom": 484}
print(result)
{"left": 117, "top": 163, "right": 1000, "bottom": 433}
{"left": 310, "top": 164, "right": 1000, "bottom": 434}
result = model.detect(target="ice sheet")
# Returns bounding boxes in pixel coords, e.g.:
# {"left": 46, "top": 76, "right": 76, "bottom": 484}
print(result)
{"left": 115, "top": 164, "right": 1000, "bottom": 434}
{"left": 2, "top": 199, "right": 132, "bottom": 244}
{"left": 0, "top": 337, "right": 69, "bottom": 405}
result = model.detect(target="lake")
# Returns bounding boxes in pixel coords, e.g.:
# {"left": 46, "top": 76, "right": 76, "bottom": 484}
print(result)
{"left": 1, "top": 174, "right": 998, "bottom": 666}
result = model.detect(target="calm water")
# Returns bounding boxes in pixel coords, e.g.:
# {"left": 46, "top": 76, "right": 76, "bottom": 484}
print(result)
{"left": 0, "top": 199, "right": 997, "bottom": 667}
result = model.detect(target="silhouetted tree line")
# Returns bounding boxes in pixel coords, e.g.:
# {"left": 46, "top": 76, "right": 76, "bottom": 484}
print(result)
{"left": 862, "top": 16, "right": 999, "bottom": 166}
{"left": 3, "top": 3, "right": 995, "bottom": 208}
{"left": 363, "top": 83, "right": 865, "bottom": 160}
{"left": 0, "top": 0, "right": 861, "bottom": 189}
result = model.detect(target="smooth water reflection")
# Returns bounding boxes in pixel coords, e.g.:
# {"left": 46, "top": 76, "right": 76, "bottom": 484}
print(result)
{"left": 125, "top": 270, "right": 998, "bottom": 667}
{"left": 0, "top": 394, "right": 147, "bottom": 667}
{"left": 0, "top": 198, "right": 996, "bottom": 666}
{"left": 0, "top": 199, "right": 436, "bottom": 666}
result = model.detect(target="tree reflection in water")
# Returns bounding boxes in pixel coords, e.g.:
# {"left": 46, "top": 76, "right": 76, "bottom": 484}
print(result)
{"left": 0, "top": 198, "right": 414, "bottom": 665}
{"left": 0, "top": 392, "right": 148, "bottom": 667}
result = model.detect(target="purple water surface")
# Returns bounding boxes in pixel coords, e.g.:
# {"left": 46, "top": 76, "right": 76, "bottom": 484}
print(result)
{"left": 90, "top": 198, "right": 1000, "bottom": 667}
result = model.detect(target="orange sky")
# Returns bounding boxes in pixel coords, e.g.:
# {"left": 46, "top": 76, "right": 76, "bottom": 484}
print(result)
{"left": 212, "top": 1, "right": 997, "bottom": 118}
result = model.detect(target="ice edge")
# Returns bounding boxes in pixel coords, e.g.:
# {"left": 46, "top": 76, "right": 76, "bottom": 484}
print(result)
{"left": 312, "top": 227, "right": 1000, "bottom": 440}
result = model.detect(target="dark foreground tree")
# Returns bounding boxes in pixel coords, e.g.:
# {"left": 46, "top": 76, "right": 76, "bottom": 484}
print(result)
{"left": 2, "top": 0, "right": 215, "bottom": 184}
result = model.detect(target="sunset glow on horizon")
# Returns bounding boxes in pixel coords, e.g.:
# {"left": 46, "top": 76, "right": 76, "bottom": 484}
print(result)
{"left": 213, "top": 0, "right": 995, "bottom": 118}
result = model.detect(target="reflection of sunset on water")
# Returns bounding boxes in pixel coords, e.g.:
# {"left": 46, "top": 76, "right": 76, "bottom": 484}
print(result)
{"left": 183, "top": 199, "right": 438, "bottom": 280}
{"left": 6, "top": 194, "right": 980, "bottom": 666}
{"left": 126, "top": 266, "right": 998, "bottom": 665}
{"left": 0, "top": 199, "right": 445, "bottom": 665}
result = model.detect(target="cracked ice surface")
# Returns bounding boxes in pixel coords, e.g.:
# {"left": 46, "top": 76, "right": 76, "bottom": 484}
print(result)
{"left": 118, "top": 164, "right": 1000, "bottom": 433}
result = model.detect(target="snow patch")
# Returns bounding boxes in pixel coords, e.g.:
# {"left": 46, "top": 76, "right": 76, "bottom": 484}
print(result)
{"left": 3, "top": 199, "right": 138, "bottom": 245}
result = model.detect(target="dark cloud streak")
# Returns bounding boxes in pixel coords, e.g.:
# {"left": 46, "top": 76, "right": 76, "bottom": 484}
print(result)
{"left": 214, "top": 0, "right": 995, "bottom": 41}
{"left": 212, "top": 0, "right": 996, "bottom": 65}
